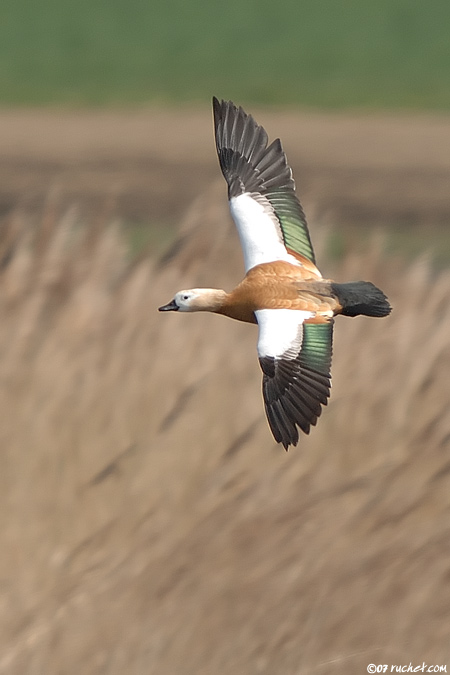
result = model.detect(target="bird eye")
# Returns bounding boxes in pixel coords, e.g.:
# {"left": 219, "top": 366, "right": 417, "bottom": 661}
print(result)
{"left": 182, "top": 294, "right": 189, "bottom": 301}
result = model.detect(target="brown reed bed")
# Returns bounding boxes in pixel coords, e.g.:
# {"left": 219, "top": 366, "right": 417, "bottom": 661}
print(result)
{"left": 0, "top": 186, "right": 449, "bottom": 673}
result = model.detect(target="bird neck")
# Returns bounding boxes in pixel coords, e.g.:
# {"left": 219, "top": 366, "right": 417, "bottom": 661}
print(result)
{"left": 192, "top": 288, "right": 229, "bottom": 312}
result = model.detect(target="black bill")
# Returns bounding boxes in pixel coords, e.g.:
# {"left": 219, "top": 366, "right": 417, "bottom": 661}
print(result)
{"left": 158, "top": 299, "right": 179, "bottom": 311}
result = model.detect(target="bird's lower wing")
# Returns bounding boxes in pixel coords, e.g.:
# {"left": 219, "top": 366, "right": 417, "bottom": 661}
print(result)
{"left": 256, "top": 309, "right": 333, "bottom": 449}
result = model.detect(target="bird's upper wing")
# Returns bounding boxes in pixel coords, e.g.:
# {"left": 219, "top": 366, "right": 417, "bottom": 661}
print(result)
{"left": 213, "top": 97, "right": 316, "bottom": 273}
{"left": 255, "top": 308, "right": 333, "bottom": 449}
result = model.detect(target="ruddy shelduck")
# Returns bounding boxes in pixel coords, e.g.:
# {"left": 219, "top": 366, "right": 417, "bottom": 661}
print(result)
{"left": 159, "top": 98, "right": 391, "bottom": 450}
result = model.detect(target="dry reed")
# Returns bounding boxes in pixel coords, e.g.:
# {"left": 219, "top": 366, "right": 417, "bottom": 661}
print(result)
{"left": 1, "top": 184, "right": 450, "bottom": 674}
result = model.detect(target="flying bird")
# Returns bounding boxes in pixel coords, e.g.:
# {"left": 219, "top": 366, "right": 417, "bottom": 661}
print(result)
{"left": 159, "top": 98, "right": 391, "bottom": 450}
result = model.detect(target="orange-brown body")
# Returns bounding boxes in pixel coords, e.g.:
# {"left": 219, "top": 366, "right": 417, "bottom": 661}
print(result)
{"left": 218, "top": 260, "right": 340, "bottom": 324}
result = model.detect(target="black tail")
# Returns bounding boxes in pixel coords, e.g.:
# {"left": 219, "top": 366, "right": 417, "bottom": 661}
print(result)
{"left": 331, "top": 281, "right": 391, "bottom": 318}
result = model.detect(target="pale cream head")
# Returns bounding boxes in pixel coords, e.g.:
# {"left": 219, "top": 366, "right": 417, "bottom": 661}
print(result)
{"left": 159, "top": 288, "right": 227, "bottom": 313}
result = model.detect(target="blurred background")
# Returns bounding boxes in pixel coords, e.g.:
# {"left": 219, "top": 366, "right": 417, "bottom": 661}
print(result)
{"left": 1, "top": 1, "right": 450, "bottom": 673}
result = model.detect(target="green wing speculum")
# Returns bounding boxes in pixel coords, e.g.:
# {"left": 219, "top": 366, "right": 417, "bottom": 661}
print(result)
{"left": 265, "top": 187, "right": 315, "bottom": 264}
{"left": 299, "top": 322, "right": 333, "bottom": 375}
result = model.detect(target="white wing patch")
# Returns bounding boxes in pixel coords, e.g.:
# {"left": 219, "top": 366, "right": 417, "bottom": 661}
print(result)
{"left": 229, "top": 193, "right": 301, "bottom": 272}
{"left": 256, "top": 308, "right": 314, "bottom": 359}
